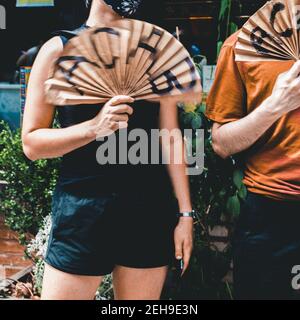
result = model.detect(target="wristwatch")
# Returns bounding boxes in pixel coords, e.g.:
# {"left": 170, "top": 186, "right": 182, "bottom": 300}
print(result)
{"left": 176, "top": 210, "right": 197, "bottom": 219}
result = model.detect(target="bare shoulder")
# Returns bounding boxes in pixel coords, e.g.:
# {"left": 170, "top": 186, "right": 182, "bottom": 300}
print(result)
{"left": 32, "top": 36, "right": 63, "bottom": 70}
{"left": 26, "top": 36, "right": 64, "bottom": 96}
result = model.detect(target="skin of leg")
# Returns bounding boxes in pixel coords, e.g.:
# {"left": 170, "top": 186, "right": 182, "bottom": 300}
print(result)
{"left": 41, "top": 263, "right": 103, "bottom": 300}
{"left": 112, "top": 265, "right": 169, "bottom": 300}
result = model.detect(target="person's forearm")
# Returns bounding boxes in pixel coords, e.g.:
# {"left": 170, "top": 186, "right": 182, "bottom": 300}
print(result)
{"left": 163, "top": 136, "right": 192, "bottom": 213}
{"left": 167, "top": 161, "right": 192, "bottom": 213}
{"left": 23, "top": 119, "right": 96, "bottom": 161}
{"left": 213, "top": 96, "right": 283, "bottom": 158}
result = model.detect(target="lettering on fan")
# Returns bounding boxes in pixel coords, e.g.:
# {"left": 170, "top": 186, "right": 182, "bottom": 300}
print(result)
{"left": 150, "top": 57, "right": 198, "bottom": 94}
{"left": 55, "top": 27, "right": 198, "bottom": 96}
{"left": 250, "top": 2, "right": 293, "bottom": 57}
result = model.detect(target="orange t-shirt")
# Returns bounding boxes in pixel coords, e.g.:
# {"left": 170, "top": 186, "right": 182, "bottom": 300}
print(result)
{"left": 206, "top": 32, "right": 300, "bottom": 201}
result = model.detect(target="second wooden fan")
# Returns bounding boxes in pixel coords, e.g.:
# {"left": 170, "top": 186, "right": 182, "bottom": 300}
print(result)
{"left": 236, "top": 0, "right": 300, "bottom": 61}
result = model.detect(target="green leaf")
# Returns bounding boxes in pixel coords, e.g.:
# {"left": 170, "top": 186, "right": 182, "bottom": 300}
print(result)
{"left": 191, "top": 114, "right": 203, "bottom": 130}
{"left": 226, "top": 194, "right": 241, "bottom": 217}
{"left": 219, "top": 0, "right": 231, "bottom": 21}
{"left": 216, "top": 41, "right": 223, "bottom": 58}
{"left": 233, "top": 169, "right": 244, "bottom": 190}
{"left": 238, "top": 184, "right": 247, "bottom": 200}
{"left": 197, "top": 103, "right": 206, "bottom": 114}
{"left": 183, "top": 112, "right": 195, "bottom": 126}
{"left": 229, "top": 22, "right": 238, "bottom": 35}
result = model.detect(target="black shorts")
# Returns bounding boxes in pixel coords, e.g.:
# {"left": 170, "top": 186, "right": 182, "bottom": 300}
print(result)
{"left": 44, "top": 182, "right": 179, "bottom": 276}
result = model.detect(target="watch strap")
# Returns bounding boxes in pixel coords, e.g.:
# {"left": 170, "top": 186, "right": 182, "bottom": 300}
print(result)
{"left": 176, "top": 210, "right": 197, "bottom": 219}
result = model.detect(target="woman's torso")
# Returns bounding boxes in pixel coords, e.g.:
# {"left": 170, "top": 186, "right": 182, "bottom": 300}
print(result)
{"left": 56, "top": 101, "right": 172, "bottom": 193}
{"left": 53, "top": 25, "right": 174, "bottom": 196}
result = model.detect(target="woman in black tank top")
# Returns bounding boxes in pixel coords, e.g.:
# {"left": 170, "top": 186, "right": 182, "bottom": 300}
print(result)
{"left": 22, "top": 0, "right": 194, "bottom": 300}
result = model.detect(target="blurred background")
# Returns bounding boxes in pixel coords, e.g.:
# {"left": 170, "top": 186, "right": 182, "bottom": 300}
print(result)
{"left": 0, "top": 0, "right": 266, "bottom": 82}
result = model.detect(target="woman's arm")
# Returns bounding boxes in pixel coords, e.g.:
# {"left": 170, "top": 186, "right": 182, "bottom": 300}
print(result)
{"left": 159, "top": 98, "right": 192, "bottom": 212}
{"left": 22, "top": 37, "right": 95, "bottom": 160}
{"left": 159, "top": 97, "right": 193, "bottom": 275}
{"left": 22, "top": 37, "right": 133, "bottom": 161}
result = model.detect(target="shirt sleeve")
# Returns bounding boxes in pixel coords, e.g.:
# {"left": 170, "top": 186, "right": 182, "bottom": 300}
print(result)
{"left": 205, "top": 42, "right": 247, "bottom": 124}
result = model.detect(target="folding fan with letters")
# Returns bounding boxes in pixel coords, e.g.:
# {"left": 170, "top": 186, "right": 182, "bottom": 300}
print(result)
{"left": 45, "top": 19, "right": 202, "bottom": 106}
{"left": 235, "top": 0, "right": 300, "bottom": 61}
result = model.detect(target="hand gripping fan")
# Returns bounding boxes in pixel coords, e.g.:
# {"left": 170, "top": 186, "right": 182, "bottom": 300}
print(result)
{"left": 235, "top": 0, "right": 300, "bottom": 61}
{"left": 45, "top": 19, "right": 202, "bottom": 106}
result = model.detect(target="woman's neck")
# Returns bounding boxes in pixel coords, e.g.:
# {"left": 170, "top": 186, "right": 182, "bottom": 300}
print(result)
{"left": 86, "top": 0, "right": 121, "bottom": 27}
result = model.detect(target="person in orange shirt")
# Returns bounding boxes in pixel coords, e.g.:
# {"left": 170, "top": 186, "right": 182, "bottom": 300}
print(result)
{"left": 206, "top": 30, "right": 300, "bottom": 299}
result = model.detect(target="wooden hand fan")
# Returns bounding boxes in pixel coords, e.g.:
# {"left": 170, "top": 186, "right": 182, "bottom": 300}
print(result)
{"left": 45, "top": 19, "right": 202, "bottom": 106}
{"left": 236, "top": 0, "right": 300, "bottom": 61}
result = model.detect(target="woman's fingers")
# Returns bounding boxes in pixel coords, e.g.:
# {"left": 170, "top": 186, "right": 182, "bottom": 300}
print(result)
{"left": 109, "top": 95, "right": 135, "bottom": 106}
{"left": 111, "top": 114, "right": 129, "bottom": 122}
{"left": 175, "top": 238, "right": 183, "bottom": 261}
{"left": 181, "top": 239, "right": 193, "bottom": 276}
{"left": 174, "top": 223, "right": 194, "bottom": 276}
{"left": 111, "top": 104, "right": 134, "bottom": 115}
{"left": 118, "top": 121, "right": 129, "bottom": 129}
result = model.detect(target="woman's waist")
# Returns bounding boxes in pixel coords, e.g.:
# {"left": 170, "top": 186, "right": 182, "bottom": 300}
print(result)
{"left": 60, "top": 156, "right": 168, "bottom": 174}
{"left": 58, "top": 160, "right": 172, "bottom": 191}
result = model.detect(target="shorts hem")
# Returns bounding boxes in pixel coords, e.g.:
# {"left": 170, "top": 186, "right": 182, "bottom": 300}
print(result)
{"left": 114, "top": 260, "right": 173, "bottom": 270}
{"left": 44, "top": 258, "right": 113, "bottom": 277}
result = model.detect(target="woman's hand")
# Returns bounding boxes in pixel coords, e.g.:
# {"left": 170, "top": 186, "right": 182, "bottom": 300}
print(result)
{"left": 174, "top": 217, "right": 194, "bottom": 276}
{"left": 89, "top": 95, "right": 134, "bottom": 139}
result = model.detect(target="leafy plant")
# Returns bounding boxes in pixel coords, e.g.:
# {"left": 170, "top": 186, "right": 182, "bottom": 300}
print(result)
{"left": 0, "top": 120, "right": 60, "bottom": 243}
{"left": 26, "top": 215, "right": 52, "bottom": 295}
{"left": 217, "top": 0, "right": 240, "bottom": 57}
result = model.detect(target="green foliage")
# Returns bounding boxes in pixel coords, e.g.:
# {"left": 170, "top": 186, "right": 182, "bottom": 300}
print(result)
{"left": 217, "top": 0, "right": 240, "bottom": 58}
{"left": 0, "top": 121, "right": 60, "bottom": 243}
{"left": 219, "top": 0, "right": 231, "bottom": 20}
{"left": 216, "top": 41, "right": 224, "bottom": 58}
{"left": 32, "top": 258, "right": 45, "bottom": 295}
{"left": 179, "top": 103, "right": 246, "bottom": 219}
{"left": 96, "top": 275, "right": 114, "bottom": 300}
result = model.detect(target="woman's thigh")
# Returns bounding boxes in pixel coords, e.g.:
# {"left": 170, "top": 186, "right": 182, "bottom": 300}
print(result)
{"left": 41, "top": 263, "right": 103, "bottom": 300}
{"left": 112, "top": 265, "right": 169, "bottom": 300}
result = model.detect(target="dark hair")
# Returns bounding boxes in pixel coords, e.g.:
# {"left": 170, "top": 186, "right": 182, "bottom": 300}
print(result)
{"left": 54, "top": 0, "right": 91, "bottom": 29}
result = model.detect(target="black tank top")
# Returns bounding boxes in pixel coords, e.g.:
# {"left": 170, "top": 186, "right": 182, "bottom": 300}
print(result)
{"left": 54, "top": 26, "right": 173, "bottom": 194}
